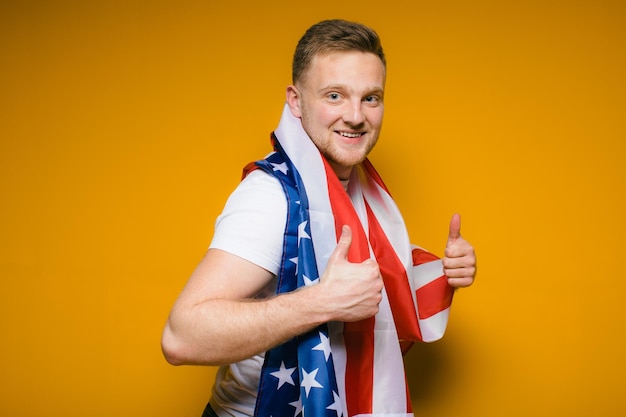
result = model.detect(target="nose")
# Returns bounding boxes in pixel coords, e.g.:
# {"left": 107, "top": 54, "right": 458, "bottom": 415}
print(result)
{"left": 343, "top": 100, "right": 366, "bottom": 126}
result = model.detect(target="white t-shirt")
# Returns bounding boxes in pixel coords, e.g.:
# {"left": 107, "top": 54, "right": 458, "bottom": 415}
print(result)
{"left": 208, "top": 169, "right": 287, "bottom": 417}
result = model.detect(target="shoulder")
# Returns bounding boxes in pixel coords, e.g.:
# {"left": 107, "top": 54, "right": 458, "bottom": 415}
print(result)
{"left": 210, "top": 169, "right": 287, "bottom": 276}
{"left": 222, "top": 168, "right": 286, "bottom": 215}
{"left": 240, "top": 167, "right": 284, "bottom": 192}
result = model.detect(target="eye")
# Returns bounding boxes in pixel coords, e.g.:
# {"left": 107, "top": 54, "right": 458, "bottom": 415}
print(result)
{"left": 327, "top": 92, "right": 341, "bottom": 101}
{"left": 364, "top": 95, "right": 380, "bottom": 103}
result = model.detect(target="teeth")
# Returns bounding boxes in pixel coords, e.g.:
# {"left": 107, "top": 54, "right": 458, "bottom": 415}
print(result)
{"left": 340, "top": 132, "right": 362, "bottom": 138}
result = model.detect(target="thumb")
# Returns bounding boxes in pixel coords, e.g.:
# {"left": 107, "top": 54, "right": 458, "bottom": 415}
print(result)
{"left": 447, "top": 213, "right": 462, "bottom": 246}
{"left": 329, "top": 225, "right": 352, "bottom": 264}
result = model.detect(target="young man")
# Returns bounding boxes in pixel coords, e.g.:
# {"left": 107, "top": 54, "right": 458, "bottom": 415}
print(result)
{"left": 162, "top": 19, "right": 476, "bottom": 417}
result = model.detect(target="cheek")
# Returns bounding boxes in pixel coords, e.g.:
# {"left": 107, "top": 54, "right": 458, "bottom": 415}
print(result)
{"left": 303, "top": 104, "right": 346, "bottom": 133}
{"left": 306, "top": 113, "right": 338, "bottom": 137}
{"left": 318, "top": 107, "right": 342, "bottom": 125}
{"left": 368, "top": 108, "right": 384, "bottom": 129}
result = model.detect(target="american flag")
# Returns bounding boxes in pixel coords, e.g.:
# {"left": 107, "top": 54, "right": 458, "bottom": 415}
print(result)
{"left": 249, "top": 105, "right": 454, "bottom": 417}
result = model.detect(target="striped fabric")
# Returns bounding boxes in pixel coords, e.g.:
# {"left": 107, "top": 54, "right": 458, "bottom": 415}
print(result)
{"left": 250, "top": 104, "right": 454, "bottom": 417}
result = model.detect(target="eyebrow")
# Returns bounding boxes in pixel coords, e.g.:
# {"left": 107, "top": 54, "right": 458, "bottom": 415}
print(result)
{"left": 319, "top": 84, "right": 385, "bottom": 96}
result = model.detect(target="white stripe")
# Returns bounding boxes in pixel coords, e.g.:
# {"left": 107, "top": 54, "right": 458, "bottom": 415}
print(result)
{"left": 413, "top": 259, "right": 444, "bottom": 289}
{"left": 419, "top": 307, "right": 451, "bottom": 342}
{"left": 372, "top": 288, "right": 407, "bottom": 414}
{"left": 275, "top": 104, "right": 336, "bottom": 275}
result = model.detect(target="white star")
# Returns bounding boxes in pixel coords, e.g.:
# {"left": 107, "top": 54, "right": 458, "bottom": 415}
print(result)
{"left": 303, "top": 275, "right": 319, "bottom": 286}
{"left": 301, "top": 367, "right": 323, "bottom": 397}
{"left": 271, "top": 162, "right": 288, "bottom": 175}
{"left": 312, "top": 332, "right": 332, "bottom": 361}
{"left": 298, "top": 221, "right": 311, "bottom": 242}
{"left": 289, "top": 256, "right": 298, "bottom": 274}
{"left": 270, "top": 361, "right": 296, "bottom": 389}
{"left": 326, "top": 391, "right": 343, "bottom": 417}
{"left": 289, "top": 392, "right": 302, "bottom": 417}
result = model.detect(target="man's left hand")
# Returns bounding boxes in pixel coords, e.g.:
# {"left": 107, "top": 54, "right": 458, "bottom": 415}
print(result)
{"left": 442, "top": 213, "right": 476, "bottom": 288}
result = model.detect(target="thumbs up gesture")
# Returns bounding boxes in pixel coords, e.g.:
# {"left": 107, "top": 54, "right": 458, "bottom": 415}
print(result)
{"left": 317, "top": 225, "right": 384, "bottom": 322}
{"left": 443, "top": 213, "right": 477, "bottom": 288}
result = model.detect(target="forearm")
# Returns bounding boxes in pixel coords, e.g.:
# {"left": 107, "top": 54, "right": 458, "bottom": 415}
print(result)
{"left": 162, "top": 286, "right": 331, "bottom": 366}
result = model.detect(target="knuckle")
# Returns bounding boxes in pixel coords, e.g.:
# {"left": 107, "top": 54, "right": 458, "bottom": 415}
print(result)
{"left": 374, "top": 304, "right": 380, "bottom": 314}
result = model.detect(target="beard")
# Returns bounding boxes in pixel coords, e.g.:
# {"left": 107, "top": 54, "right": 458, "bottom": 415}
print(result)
{"left": 314, "top": 133, "right": 379, "bottom": 179}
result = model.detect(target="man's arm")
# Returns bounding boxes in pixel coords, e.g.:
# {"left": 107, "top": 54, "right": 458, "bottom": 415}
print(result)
{"left": 161, "top": 225, "right": 383, "bottom": 366}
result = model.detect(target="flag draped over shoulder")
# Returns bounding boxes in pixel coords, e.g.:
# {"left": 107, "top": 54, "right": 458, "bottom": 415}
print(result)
{"left": 250, "top": 104, "right": 454, "bottom": 417}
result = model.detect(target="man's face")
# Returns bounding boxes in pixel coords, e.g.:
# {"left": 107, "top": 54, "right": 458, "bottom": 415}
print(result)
{"left": 287, "top": 51, "right": 386, "bottom": 179}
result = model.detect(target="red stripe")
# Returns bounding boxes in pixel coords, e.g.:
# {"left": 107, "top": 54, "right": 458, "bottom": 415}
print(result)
{"left": 412, "top": 247, "right": 440, "bottom": 265}
{"left": 241, "top": 161, "right": 259, "bottom": 180}
{"left": 324, "top": 161, "right": 369, "bottom": 264}
{"left": 415, "top": 275, "right": 454, "bottom": 319}
{"left": 343, "top": 320, "right": 375, "bottom": 415}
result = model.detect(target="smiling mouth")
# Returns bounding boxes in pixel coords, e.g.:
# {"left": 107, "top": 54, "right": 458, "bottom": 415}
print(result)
{"left": 338, "top": 131, "right": 364, "bottom": 138}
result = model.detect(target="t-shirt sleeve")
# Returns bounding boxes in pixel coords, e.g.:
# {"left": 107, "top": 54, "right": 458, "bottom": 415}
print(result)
{"left": 209, "top": 169, "right": 287, "bottom": 276}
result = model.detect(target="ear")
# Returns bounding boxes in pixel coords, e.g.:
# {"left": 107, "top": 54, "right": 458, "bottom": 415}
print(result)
{"left": 286, "top": 85, "right": 303, "bottom": 118}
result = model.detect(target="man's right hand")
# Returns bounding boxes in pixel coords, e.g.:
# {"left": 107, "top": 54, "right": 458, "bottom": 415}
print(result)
{"left": 317, "top": 225, "right": 384, "bottom": 322}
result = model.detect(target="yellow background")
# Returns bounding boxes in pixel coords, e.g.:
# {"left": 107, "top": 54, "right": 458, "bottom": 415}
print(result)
{"left": 1, "top": 0, "right": 624, "bottom": 416}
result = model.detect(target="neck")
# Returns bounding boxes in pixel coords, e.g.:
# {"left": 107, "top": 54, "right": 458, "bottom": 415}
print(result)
{"left": 329, "top": 162, "right": 353, "bottom": 181}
